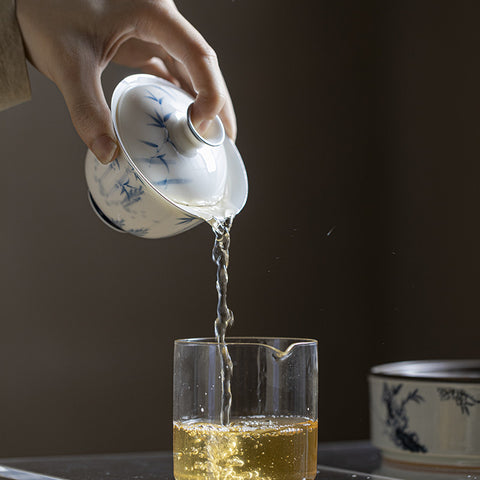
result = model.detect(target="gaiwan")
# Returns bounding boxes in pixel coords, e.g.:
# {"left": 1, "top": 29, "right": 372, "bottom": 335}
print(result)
{"left": 85, "top": 74, "right": 248, "bottom": 239}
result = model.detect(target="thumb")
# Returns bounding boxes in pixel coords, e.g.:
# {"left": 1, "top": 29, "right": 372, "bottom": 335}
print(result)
{"left": 58, "top": 65, "right": 119, "bottom": 164}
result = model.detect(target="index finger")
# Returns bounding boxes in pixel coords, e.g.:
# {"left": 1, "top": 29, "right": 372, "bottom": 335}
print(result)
{"left": 135, "top": 3, "right": 231, "bottom": 133}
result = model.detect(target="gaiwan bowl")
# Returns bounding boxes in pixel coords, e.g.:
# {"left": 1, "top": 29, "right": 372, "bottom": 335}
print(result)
{"left": 85, "top": 74, "right": 248, "bottom": 239}
{"left": 369, "top": 360, "right": 480, "bottom": 469}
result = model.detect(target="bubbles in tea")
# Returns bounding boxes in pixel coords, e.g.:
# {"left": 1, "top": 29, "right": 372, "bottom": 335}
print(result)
{"left": 173, "top": 415, "right": 318, "bottom": 480}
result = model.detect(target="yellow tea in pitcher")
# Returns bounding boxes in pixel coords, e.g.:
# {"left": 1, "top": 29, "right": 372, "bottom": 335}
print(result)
{"left": 173, "top": 415, "right": 318, "bottom": 480}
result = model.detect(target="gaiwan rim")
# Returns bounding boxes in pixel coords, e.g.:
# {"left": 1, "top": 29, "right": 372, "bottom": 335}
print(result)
{"left": 370, "top": 359, "right": 480, "bottom": 383}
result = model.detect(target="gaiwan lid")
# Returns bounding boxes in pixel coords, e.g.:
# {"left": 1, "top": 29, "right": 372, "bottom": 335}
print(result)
{"left": 112, "top": 74, "right": 247, "bottom": 217}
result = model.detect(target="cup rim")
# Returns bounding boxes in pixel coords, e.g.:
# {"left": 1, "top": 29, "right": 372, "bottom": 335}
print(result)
{"left": 174, "top": 336, "right": 317, "bottom": 347}
{"left": 370, "top": 359, "right": 480, "bottom": 383}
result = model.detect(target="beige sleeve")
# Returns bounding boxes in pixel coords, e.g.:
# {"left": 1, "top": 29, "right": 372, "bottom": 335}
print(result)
{"left": 0, "top": 0, "right": 31, "bottom": 111}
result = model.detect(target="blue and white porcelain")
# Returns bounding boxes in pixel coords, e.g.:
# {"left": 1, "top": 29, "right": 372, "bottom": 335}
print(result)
{"left": 85, "top": 74, "right": 248, "bottom": 239}
{"left": 369, "top": 360, "right": 480, "bottom": 469}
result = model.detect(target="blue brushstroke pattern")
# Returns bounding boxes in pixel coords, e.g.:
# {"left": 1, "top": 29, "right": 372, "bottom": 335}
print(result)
{"left": 126, "top": 228, "right": 150, "bottom": 237}
{"left": 147, "top": 110, "right": 167, "bottom": 129}
{"left": 382, "top": 383, "right": 427, "bottom": 453}
{"left": 176, "top": 214, "right": 197, "bottom": 225}
{"left": 144, "top": 89, "right": 163, "bottom": 105}
{"left": 140, "top": 140, "right": 159, "bottom": 148}
{"left": 153, "top": 178, "right": 191, "bottom": 186}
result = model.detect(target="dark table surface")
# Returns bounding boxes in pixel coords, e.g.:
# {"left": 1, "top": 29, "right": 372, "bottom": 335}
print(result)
{"left": 0, "top": 442, "right": 385, "bottom": 480}
{"left": 0, "top": 442, "right": 473, "bottom": 480}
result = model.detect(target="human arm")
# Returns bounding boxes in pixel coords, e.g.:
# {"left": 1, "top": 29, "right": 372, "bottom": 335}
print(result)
{"left": 0, "top": 0, "right": 31, "bottom": 111}
{"left": 15, "top": 0, "right": 236, "bottom": 164}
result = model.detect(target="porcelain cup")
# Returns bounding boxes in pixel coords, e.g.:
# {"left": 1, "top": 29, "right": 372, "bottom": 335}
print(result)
{"left": 369, "top": 360, "right": 480, "bottom": 469}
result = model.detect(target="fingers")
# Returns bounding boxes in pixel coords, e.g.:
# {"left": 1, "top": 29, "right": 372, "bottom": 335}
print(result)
{"left": 183, "top": 50, "right": 226, "bottom": 134}
{"left": 113, "top": 39, "right": 184, "bottom": 89}
{"left": 219, "top": 85, "right": 237, "bottom": 141}
{"left": 56, "top": 62, "right": 118, "bottom": 164}
{"left": 140, "top": 58, "right": 179, "bottom": 85}
{"left": 115, "top": 36, "right": 237, "bottom": 139}
{"left": 135, "top": 4, "right": 236, "bottom": 138}
{"left": 113, "top": 39, "right": 178, "bottom": 84}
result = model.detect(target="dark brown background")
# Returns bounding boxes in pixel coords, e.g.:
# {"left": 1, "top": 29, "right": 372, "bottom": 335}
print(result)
{"left": 1, "top": 0, "right": 479, "bottom": 456}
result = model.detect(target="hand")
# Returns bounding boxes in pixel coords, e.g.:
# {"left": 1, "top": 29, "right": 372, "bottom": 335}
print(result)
{"left": 16, "top": 0, "right": 236, "bottom": 164}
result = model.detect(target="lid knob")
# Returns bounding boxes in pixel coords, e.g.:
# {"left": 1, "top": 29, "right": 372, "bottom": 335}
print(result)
{"left": 187, "top": 104, "right": 225, "bottom": 147}
{"left": 168, "top": 103, "right": 225, "bottom": 156}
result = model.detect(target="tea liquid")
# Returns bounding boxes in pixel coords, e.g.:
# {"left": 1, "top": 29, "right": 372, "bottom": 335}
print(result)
{"left": 210, "top": 216, "right": 234, "bottom": 425}
{"left": 173, "top": 416, "right": 318, "bottom": 480}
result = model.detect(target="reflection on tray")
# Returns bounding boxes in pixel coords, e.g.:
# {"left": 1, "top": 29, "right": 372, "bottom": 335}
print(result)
{"left": 0, "top": 466, "right": 65, "bottom": 480}
{"left": 0, "top": 463, "right": 401, "bottom": 480}
{"left": 7, "top": 460, "right": 475, "bottom": 480}
{"left": 317, "top": 464, "right": 399, "bottom": 479}
{"left": 375, "top": 461, "right": 480, "bottom": 480}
